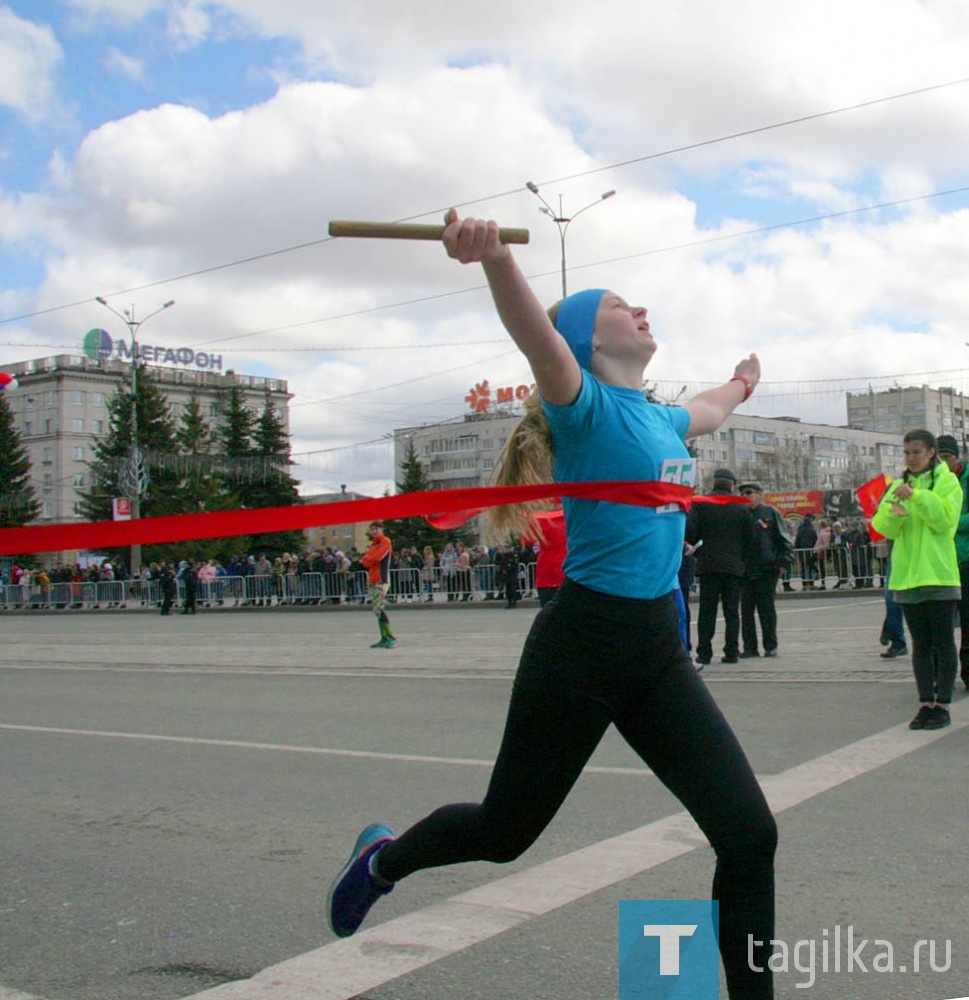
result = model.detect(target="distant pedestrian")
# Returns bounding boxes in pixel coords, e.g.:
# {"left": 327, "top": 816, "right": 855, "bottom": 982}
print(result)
{"left": 686, "top": 468, "right": 755, "bottom": 667}
{"left": 937, "top": 433, "right": 969, "bottom": 691}
{"left": 873, "top": 429, "right": 961, "bottom": 730}
{"left": 739, "top": 483, "right": 793, "bottom": 659}
{"left": 362, "top": 521, "right": 396, "bottom": 649}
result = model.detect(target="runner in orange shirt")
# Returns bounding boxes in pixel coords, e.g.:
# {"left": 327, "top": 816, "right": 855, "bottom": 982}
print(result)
{"left": 361, "top": 521, "right": 396, "bottom": 649}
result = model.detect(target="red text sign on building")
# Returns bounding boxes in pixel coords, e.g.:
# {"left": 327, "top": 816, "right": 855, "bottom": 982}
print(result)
{"left": 466, "top": 381, "right": 535, "bottom": 414}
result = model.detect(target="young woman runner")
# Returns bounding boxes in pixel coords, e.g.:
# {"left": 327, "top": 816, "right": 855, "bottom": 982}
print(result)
{"left": 328, "top": 211, "right": 777, "bottom": 998}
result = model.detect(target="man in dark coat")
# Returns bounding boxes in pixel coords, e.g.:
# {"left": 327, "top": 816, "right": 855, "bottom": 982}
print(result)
{"left": 686, "top": 468, "right": 756, "bottom": 667}
{"left": 739, "top": 483, "right": 794, "bottom": 658}
{"left": 158, "top": 562, "right": 177, "bottom": 616}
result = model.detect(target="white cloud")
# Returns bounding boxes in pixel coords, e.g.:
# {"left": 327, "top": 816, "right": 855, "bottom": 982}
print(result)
{"left": 104, "top": 46, "right": 146, "bottom": 84}
{"left": 0, "top": 6, "right": 62, "bottom": 120}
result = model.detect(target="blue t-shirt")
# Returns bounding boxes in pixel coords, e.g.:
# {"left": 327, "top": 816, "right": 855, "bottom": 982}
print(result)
{"left": 542, "top": 372, "right": 693, "bottom": 599}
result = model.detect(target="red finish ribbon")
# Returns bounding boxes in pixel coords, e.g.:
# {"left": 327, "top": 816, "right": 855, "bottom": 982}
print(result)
{"left": 0, "top": 480, "right": 701, "bottom": 555}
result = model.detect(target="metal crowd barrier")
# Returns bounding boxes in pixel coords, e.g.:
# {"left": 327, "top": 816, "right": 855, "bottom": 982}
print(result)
{"left": 0, "top": 562, "right": 540, "bottom": 611}
{"left": 785, "top": 544, "right": 884, "bottom": 590}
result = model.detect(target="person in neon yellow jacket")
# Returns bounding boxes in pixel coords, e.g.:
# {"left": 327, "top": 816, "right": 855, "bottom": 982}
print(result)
{"left": 873, "top": 429, "right": 962, "bottom": 731}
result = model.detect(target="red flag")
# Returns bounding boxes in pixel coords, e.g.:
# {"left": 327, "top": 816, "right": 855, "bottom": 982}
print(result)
{"left": 855, "top": 473, "right": 889, "bottom": 542}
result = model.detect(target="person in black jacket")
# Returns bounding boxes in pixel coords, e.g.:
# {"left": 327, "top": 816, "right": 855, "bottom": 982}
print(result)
{"left": 495, "top": 543, "right": 520, "bottom": 608}
{"left": 739, "top": 483, "right": 794, "bottom": 658}
{"left": 793, "top": 514, "right": 818, "bottom": 590}
{"left": 686, "top": 468, "right": 756, "bottom": 667}
{"left": 158, "top": 563, "right": 176, "bottom": 616}
{"left": 180, "top": 560, "right": 199, "bottom": 615}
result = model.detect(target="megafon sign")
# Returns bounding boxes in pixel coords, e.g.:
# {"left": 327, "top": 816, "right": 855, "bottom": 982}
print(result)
{"left": 465, "top": 379, "right": 535, "bottom": 414}
{"left": 82, "top": 329, "right": 224, "bottom": 372}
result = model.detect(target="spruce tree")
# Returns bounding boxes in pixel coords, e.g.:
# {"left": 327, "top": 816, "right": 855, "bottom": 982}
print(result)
{"left": 171, "top": 393, "right": 238, "bottom": 563}
{"left": 78, "top": 364, "right": 179, "bottom": 565}
{"left": 384, "top": 438, "right": 475, "bottom": 552}
{"left": 216, "top": 385, "right": 254, "bottom": 499}
{"left": 0, "top": 391, "right": 40, "bottom": 529}
{"left": 242, "top": 390, "right": 304, "bottom": 556}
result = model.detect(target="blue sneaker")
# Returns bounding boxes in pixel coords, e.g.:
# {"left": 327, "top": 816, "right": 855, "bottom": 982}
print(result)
{"left": 327, "top": 823, "right": 395, "bottom": 937}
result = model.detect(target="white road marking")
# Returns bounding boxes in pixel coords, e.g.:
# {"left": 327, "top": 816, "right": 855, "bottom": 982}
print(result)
{"left": 182, "top": 704, "right": 969, "bottom": 1000}
{"left": 0, "top": 724, "right": 652, "bottom": 776}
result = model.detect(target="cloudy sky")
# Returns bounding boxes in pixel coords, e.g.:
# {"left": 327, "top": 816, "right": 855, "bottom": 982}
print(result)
{"left": 4, "top": 1, "right": 969, "bottom": 497}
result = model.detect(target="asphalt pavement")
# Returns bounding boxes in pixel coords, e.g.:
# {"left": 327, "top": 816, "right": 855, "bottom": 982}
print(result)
{"left": 0, "top": 594, "right": 967, "bottom": 1000}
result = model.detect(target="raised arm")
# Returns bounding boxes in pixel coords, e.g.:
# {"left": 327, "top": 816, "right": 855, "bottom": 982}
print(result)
{"left": 684, "top": 355, "right": 761, "bottom": 438}
{"left": 443, "top": 211, "right": 581, "bottom": 406}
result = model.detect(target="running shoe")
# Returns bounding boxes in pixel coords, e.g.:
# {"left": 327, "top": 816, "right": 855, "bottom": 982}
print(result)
{"left": 923, "top": 705, "right": 951, "bottom": 731}
{"left": 370, "top": 638, "right": 389, "bottom": 648}
{"left": 383, "top": 637, "right": 397, "bottom": 648}
{"left": 327, "top": 823, "right": 395, "bottom": 938}
{"left": 908, "top": 705, "right": 934, "bottom": 730}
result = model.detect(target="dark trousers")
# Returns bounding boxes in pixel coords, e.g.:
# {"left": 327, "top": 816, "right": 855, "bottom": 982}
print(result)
{"left": 377, "top": 580, "right": 777, "bottom": 998}
{"left": 901, "top": 600, "right": 959, "bottom": 704}
{"left": 884, "top": 591, "right": 906, "bottom": 648}
{"left": 696, "top": 573, "right": 742, "bottom": 661}
{"left": 742, "top": 572, "right": 779, "bottom": 654}
{"left": 501, "top": 571, "right": 519, "bottom": 607}
{"left": 959, "top": 563, "right": 969, "bottom": 684}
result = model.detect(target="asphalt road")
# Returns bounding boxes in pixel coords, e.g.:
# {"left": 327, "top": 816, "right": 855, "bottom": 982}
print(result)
{"left": 0, "top": 596, "right": 967, "bottom": 1000}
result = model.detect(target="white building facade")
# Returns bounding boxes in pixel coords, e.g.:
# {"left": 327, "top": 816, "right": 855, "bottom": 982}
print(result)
{"left": 1, "top": 353, "right": 290, "bottom": 527}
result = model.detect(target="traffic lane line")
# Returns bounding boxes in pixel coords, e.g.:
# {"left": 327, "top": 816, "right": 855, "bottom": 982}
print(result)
{"left": 184, "top": 704, "right": 969, "bottom": 1000}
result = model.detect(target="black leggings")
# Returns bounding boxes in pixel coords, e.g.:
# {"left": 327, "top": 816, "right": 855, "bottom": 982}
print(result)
{"left": 901, "top": 599, "right": 958, "bottom": 704}
{"left": 377, "top": 579, "right": 777, "bottom": 998}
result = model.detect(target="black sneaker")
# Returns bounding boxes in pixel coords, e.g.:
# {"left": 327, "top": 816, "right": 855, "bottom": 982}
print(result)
{"left": 739, "top": 651, "right": 760, "bottom": 659}
{"left": 880, "top": 645, "right": 907, "bottom": 659}
{"left": 721, "top": 655, "right": 739, "bottom": 664}
{"left": 764, "top": 649, "right": 777, "bottom": 658}
{"left": 923, "top": 705, "right": 951, "bottom": 730}
{"left": 908, "top": 705, "right": 934, "bottom": 730}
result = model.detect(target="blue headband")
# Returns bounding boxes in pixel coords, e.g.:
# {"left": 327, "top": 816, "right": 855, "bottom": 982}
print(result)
{"left": 554, "top": 288, "right": 607, "bottom": 371}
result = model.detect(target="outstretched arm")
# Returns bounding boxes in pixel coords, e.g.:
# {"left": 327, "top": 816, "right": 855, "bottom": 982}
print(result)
{"left": 684, "top": 355, "right": 761, "bottom": 438}
{"left": 443, "top": 211, "right": 581, "bottom": 406}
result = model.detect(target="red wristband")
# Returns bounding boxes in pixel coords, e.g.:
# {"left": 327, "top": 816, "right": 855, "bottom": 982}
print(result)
{"left": 730, "top": 375, "right": 754, "bottom": 400}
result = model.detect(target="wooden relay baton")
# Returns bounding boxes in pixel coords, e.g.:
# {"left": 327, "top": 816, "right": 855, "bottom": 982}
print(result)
{"left": 328, "top": 220, "right": 530, "bottom": 244}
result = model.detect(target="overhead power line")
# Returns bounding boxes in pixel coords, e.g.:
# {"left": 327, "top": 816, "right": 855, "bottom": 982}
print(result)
{"left": 3, "top": 74, "right": 969, "bottom": 328}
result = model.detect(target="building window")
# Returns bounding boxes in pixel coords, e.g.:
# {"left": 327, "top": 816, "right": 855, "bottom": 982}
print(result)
{"left": 44, "top": 419, "right": 52, "bottom": 434}
{"left": 72, "top": 418, "right": 84, "bottom": 432}
{"left": 42, "top": 501, "right": 52, "bottom": 518}
{"left": 72, "top": 446, "right": 85, "bottom": 460}
{"left": 24, "top": 421, "right": 32, "bottom": 435}
{"left": 92, "top": 420, "right": 104, "bottom": 434}
{"left": 92, "top": 392, "right": 105, "bottom": 406}
{"left": 73, "top": 390, "right": 85, "bottom": 405}
{"left": 73, "top": 473, "right": 85, "bottom": 488}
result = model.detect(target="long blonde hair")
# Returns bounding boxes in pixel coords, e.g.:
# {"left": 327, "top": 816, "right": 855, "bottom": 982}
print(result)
{"left": 487, "top": 305, "right": 566, "bottom": 544}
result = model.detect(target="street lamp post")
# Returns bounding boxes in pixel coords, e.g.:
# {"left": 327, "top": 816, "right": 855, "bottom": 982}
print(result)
{"left": 525, "top": 182, "right": 616, "bottom": 298}
{"left": 95, "top": 296, "right": 175, "bottom": 579}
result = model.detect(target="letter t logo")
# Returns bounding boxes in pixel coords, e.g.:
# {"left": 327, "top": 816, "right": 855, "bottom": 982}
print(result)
{"left": 642, "top": 924, "right": 698, "bottom": 975}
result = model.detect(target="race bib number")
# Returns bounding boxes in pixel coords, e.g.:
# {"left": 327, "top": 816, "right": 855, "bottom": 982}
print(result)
{"left": 657, "top": 457, "right": 696, "bottom": 514}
